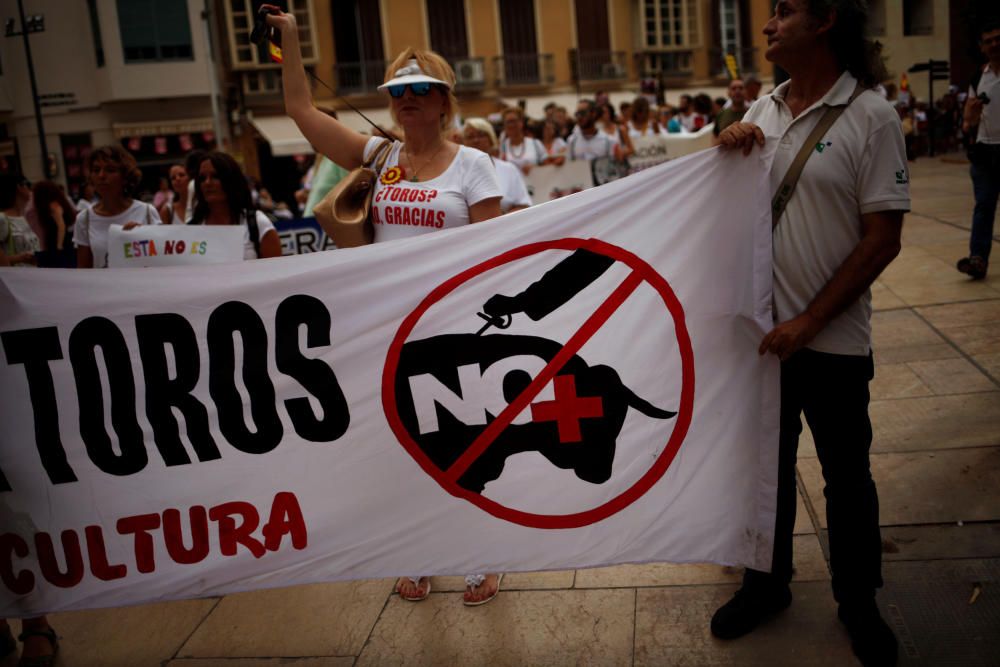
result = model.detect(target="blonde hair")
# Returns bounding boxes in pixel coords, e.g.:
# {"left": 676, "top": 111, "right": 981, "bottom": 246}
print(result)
{"left": 462, "top": 117, "right": 498, "bottom": 149}
{"left": 384, "top": 48, "right": 459, "bottom": 134}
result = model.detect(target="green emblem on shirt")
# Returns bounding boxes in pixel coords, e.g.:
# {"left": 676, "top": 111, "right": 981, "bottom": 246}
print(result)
{"left": 895, "top": 169, "right": 908, "bottom": 184}
{"left": 815, "top": 141, "right": 832, "bottom": 154}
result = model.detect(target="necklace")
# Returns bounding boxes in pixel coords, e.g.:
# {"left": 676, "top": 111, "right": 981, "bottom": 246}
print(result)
{"left": 405, "top": 141, "right": 445, "bottom": 182}
{"left": 507, "top": 138, "right": 526, "bottom": 159}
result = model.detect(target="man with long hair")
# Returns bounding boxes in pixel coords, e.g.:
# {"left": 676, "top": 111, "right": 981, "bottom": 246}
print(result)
{"left": 714, "top": 1, "right": 909, "bottom": 664}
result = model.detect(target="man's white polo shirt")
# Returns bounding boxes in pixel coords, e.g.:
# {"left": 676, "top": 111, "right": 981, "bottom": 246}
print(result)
{"left": 743, "top": 71, "right": 910, "bottom": 356}
{"left": 970, "top": 64, "right": 1000, "bottom": 144}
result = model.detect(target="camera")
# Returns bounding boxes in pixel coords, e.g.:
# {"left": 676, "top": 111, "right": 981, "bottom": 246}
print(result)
{"left": 978, "top": 92, "right": 991, "bottom": 105}
{"left": 250, "top": 5, "right": 281, "bottom": 47}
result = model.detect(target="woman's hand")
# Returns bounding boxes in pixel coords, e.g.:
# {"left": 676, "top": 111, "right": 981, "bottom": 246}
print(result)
{"left": 122, "top": 221, "right": 142, "bottom": 231}
{"left": 521, "top": 164, "right": 532, "bottom": 175}
{"left": 718, "top": 122, "right": 765, "bottom": 155}
{"left": 263, "top": 5, "right": 297, "bottom": 38}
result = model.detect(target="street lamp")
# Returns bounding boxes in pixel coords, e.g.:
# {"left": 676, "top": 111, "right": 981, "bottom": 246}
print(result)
{"left": 4, "top": 1, "right": 51, "bottom": 179}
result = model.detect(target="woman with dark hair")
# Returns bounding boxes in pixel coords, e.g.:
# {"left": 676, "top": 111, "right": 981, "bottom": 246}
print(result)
{"left": 31, "top": 181, "right": 76, "bottom": 251}
{"left": 597, "top": 102, "right": 634, "bottom": 160}
{"left": 0, "top": 174, "right": 39, "bottom": 266}
{"left": 75, "top": 145, "right": 161, "bottom": 268}
{"left": 189, "top": 151, "right": 281, "bottom": 259}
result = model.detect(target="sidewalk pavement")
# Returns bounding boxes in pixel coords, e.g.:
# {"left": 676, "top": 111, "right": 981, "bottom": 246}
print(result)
{"left": 9, "top": 155, "right": 1000, "bottom": 667}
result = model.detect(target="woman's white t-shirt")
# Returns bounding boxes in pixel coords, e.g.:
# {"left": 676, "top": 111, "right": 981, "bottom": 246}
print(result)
{"left": 543, "top": 137, "right": 568, "bottom": 157}
{"left": 239, "top": 210, "right": 277, "bottom": 260}
{"left": 494, "top": 158, "right": 531, "bottom": 213}
{"left": 74, "top": 200, "right": 162, "bottom": 268}
{"left": 627, "top": 121, "right": 668, "bottom": 139}
{"left": 365, "top": 138, "right": 500, "bottom": 244}
{"left": 500, "top": 137, "right": 546, "bottom": 171}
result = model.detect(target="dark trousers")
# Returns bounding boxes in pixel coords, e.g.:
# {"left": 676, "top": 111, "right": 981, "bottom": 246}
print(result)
{"left": 745, "top": 348, "right": 883, "bottom": 605}
{"left": 970, "top": 157, "right": 1000, "bottom": 261}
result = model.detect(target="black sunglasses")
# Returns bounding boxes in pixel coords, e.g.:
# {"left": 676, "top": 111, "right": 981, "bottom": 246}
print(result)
{"left": 388, "top": 82, "right": 435, "bottom": 98}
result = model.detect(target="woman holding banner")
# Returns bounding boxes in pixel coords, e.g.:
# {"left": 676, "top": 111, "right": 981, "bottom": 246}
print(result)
{"left": 188, "top": 152, "right": 282, "bottom": 260}
{"left": 74, "top": 146, "right": 162, "bottom": 269}
{"left": 265, "top": 7, "right": 504, "bottom": 604}
{"left": 540, "top": 119, "right": 568, "bottom": 166}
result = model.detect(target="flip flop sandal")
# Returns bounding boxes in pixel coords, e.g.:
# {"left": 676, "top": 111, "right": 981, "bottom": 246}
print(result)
{"left": 463, "top": 573, "right": 504, "bottom": 607}
{"left": 397, "top": 576, "right": 431, "bottom": 602}
{"left": 17, "top": 626, "right": 58, "bottom": 667}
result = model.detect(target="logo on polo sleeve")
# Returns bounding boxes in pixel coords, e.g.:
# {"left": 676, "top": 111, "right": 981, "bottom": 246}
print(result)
{"left": 895, "top": 168, "right": 909, "bottom": 185}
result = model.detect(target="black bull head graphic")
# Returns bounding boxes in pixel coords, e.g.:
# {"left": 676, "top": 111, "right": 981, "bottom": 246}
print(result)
{"left": 395, "top": 333, "right": 677, "bottom": 494}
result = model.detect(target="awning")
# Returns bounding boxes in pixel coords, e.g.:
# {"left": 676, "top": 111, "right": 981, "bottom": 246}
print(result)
{"left": 112, "top": 118, "right": 214, "bottom": 138}
{"left": 250, "top": 116, "right": 313, "bottom": 156}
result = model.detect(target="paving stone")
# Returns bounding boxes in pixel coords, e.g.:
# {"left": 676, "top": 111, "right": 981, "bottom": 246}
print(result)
{"left": 356, "top": 589, "right": 634, "bottom": 667}
{"left": 871, "top": 310, "right": 960, "bottom": 364}
{"left": 917, "top": 300, "right": 1000, "bottom": 329}
{"left": 906, "top": 358, "right": 997, "bottom": 395}
{"left": 573, "top": 535, "right": 827, "bottom": 588}
{"left": 427, "top": 569, "right": 575, "bottom": 592}
{"left": 179, "top": 580, "right": 393, "bottom": 658}
{"left": 870, "top": 393, "right": 1000, "bottom": 452}
{"left": 45, "top": 598, "right": 217, "bottom": 667}
{"left": 798, "top": 448, "right": 1000, "bottom": 528}
{"left": 871, "top": 363, "right": 934, "bottom": 399}
{"left": 872, "top": 280, "right": 907, "bottom": 311}
{"left": 881, "top": 524, "right": 1000, "bottom": 561}
{"left": 633, "top": 582, "right": 855, "bottom": 666}
{"left": 167, "top": 660, "right": 354, "bottom": 666}
{"left": 794, "top": 488, "right": 815, "bottom": 535}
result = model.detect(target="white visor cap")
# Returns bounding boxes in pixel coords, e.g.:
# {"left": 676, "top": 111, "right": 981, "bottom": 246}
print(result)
{"left": 377, "top": 58, "right": 451, "bottom": 92}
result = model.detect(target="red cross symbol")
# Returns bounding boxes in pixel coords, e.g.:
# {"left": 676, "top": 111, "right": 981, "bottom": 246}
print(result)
{"left": 530, "top": 375, "right": 604, "bottom": 443}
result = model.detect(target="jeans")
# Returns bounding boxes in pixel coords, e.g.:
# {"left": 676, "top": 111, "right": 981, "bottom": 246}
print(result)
{"left": 970, "top": 157, "right": 1000, "bottom": 261}
{"left": 745, "top": 348, "right": 882, "bottom": 605}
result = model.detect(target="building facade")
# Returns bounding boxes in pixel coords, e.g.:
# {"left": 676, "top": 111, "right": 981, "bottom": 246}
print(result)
{"left": 0, "top": 0, "right": 223, "bottom": 196}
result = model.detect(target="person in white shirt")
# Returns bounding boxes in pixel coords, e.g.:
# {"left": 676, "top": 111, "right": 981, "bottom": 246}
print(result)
{"left": 188, "top": 152, "right": 282, "bottom": 260}
{"left": 627, "top": 96, "right": 667, "bottom": 139}
{"left": 268, "top": 4, "right": 504, "bottom": 605}
{"left": 464, "top": 117, "right": 531, "bottom": 213}
{"left": 958, "top": 20, "right": 1000, "bottom": 280}
{"left": 568, "top": 99, "right": 617, "bottom": 160}
{"left": 540, "top": 119, "right": 568, "bottom": 165}
{"left": 499, "top": 107, "right": 546, "bottom": 174}
{"left": 74, "top": 145, "right": 162, "bottom": 268}
{"left": 713, "top": 1, "right": 909, "bottom": 665}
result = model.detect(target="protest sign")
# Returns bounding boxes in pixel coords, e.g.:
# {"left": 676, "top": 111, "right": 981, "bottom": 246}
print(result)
{"left": 107, "top": 224, "right": 245, "bottom": 267}
{"left": 0, "top": 145, "right": 778, "bottom": 616}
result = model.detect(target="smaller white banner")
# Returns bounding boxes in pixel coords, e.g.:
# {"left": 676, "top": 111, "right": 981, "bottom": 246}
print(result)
{"left": 628, "top": 136, "right": 671, "bottom": 173}
{"left": 524, "top": 161, "right": 593, "bottom": 206}
{"left": 107, "top": 224, "right": 245, "bottom": 268}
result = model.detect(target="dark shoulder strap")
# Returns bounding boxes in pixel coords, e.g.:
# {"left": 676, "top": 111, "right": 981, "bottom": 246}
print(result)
{"left": 247, "top": 211, "right": 260, "bottom": 257}
{"left": 971, "top": 67, "right": 985, "bottom": 94}
{"left": 771, "top": 83, "right": 865, "bottom": 227}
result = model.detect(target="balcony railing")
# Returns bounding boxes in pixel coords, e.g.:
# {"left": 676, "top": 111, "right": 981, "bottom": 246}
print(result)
{"left": 634, "top": 50, "right": 694, "bottom": 81}
{"left": 569, "top": 50, "right": 629, "bottom": 83}
{"left": 709, "top": 46, "right": 760, "bottom": 78}
{"left": 334, "top": 60, "right": 388, "bottom": 96}
{"left": 492, "top": 53, "right": 555, "bottom": 88}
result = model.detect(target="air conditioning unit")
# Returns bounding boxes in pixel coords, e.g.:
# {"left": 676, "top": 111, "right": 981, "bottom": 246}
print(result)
{"left": 454, "top": 59, "right": 485, "bottom": 86}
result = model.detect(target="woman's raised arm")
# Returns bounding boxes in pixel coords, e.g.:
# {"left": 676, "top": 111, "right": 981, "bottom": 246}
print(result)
{"left": 266, "top": 10, "right": 370, "bottom": 170}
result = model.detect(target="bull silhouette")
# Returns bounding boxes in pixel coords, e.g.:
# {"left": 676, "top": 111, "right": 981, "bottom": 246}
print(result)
{"left": 395, "top": 333, "right": 676, "bottom": 494}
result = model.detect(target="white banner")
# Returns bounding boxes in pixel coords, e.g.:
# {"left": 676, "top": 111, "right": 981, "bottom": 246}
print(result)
{"left": 108, "top": 224, "right": 245, "bottom": 267}
{"left": 524, "top": 160, "right": 593, "bottom": 206}
{"left": 0, "top": 145, "right": 779, "bottom": 617}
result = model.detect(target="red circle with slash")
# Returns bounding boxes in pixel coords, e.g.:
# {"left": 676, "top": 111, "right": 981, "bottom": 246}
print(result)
{"left": 382, "top": 237, "right": 695, "bottom": 529}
